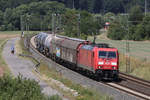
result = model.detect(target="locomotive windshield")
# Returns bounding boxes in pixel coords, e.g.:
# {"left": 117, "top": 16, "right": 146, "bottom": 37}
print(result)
{"left": 99, "top": 51, "right": 116, "bottom": 58}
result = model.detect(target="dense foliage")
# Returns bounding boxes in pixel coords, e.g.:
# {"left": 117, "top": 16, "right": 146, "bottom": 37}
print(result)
{"left": 0, "top": 75, "right": 61, "bottom": 100}
{"left": 62, "top": 9, "right": 104, "bottom": 39}
{"left": 108, "top": 5, "right": 150, "bottom": 41}
{"left": 0, "top": 0, "right": 150, "bottom": 14}
{"left": 0, "top": 0, "right": 150, "bottom": 40}
{"left": 0, "top": 1, "right": 66, "bottom": 31}
{"left": 0, "top": 75, "right": 43, "bottom": 100}
{"left": 0, "top": 1, "right": 103, "bottom": 39}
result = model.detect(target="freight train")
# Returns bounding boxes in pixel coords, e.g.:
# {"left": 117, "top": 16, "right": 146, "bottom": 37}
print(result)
{"left": 34, "top": 32, "right": 119, "bottom": 81}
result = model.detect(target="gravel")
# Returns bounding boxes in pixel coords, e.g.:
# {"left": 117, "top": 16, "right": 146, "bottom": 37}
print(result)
{"left": 2, "top": 37, "right": 68, "bottom": 100}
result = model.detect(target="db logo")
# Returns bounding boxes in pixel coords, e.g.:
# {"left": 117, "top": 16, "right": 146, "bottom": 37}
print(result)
{"left": 105, "top": 62, "right": 110, "bottom": 65}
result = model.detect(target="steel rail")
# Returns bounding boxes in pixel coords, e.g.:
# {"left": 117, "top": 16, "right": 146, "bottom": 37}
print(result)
{"left": 105, "top": 82, "right": 150, "bottom": 100}
{"left": 119, "top": 72, "right": 150, "bottom": 87}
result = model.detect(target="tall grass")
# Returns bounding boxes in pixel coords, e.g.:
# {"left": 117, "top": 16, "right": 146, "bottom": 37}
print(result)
{"left": 119, "top": 54, "right": 150, "bottom": 80}
{"left": 0, "top": 39, "right": 10, "bottom": 75}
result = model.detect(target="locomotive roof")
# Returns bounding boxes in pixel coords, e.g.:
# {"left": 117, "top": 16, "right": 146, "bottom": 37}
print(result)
{"left": 56, "top": 35, "right": 86, "bottom": 42}
{"left": 51, "top": 35, "right": 64, "bottom": 45}
{"left": 54, "top": 35, "right": 89, "bottom": 50}
{"left": 91, "top": 43, "right": 109, "bottom": 48}
{"left": 81, "top": 43, "right": 117, "bottom": 50}
{"left": 61, "top": 38, "right": 84, "bottom": 50}
{"left": 98, "top": 48, "right": 118, "bottom": 51}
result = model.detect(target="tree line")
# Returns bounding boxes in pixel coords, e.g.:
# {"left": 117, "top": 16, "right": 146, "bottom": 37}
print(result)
{"left": 0, "top": 0, "right": 150, "bottom": 14}
{"left": 108, "top": 5, "right": 150, "bottom": 41}
{"left": 0, "top": 1, "right": 104, "bottom": 39}
{"left": 0, "top": 0, "right": 150, "bottom": 40}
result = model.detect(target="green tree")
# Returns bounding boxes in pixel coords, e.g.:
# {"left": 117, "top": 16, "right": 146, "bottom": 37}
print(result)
{"left": 0, "top": 10, "right": 3, "bottom": 25}
{"left": 104, "top": 12, "right": 116, "bottom": 23}
{"left": 108, "top": 22, "right": 126, "bottom": 40}
{"left": 103, "top": 0, "right": 124, "bottom": 14}
{"left": 125, "top": 0, "right": 145, "bottom": 12}
{"left": 92, "top": 0, "right": 103, "bottom": 13}
{"left": 63, "top": 9, "right": 78, "bottom": 37}
{"left": 80, "top": 11, "right": 93, "bottom": 36}
{"left": 134, "top": 24, "right": 145, "bottom": 40}
{"left": 3, "top": 8, "right": 14, "bottom": 30}
{"left": 80, "top": 10, "right": 102, "bottom": 37}
{"left": 79, "top": 0, "right": 90, "bottom": 11}
{"left": 129, "top": 5, "right": 143, "bottom": 25}
{"left": 130, "top": 14, "right": 150, "bottom": 41}
{"left": 142, "top": 15, "right": 150, "bottom": 39}
{"left": 3, "top": 1, "right": 65, "bottom": 31}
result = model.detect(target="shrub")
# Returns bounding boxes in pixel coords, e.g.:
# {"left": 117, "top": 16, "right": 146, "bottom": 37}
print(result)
{"left": 108, "top": 22, "right": 126, "bottom": 40}
{"left": 46, "top": 95, "right": 62, "bottom": 100}
{"left": 0, "top": 75, "right": 45, "bottom": 100}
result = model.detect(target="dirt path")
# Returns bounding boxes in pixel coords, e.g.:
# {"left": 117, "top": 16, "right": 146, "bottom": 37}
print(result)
{"left": 2, "top": 37, "right": 68, "bottom": 100}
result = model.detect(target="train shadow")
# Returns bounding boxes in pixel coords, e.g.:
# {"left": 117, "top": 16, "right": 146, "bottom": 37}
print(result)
{"left": 101, "top": 77, "right": 123, "bottom": 83}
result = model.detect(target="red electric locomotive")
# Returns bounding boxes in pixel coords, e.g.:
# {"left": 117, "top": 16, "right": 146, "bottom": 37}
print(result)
{"left": 77, "top": 44, "right": 119, "bottom": 80}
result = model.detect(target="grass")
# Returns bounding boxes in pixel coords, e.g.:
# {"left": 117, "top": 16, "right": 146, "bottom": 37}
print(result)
{"left": 0, "top": 31, "right": 40, "bottom": 34}
{"left": 119, "top": 54, "right": 150, "bottom": 80}
{"left": 0, "top": 39, "right": 11, "bottom": 75}
{"left": 0, "top": 31, "right": 20, "bottom": 34}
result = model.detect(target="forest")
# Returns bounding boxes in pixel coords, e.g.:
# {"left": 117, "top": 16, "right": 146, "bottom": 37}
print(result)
{"left": 0, "top": 0, "right": 150, "bottom": 13}
{"left": 0, "top": 0, "right": 150, "bottom": 40}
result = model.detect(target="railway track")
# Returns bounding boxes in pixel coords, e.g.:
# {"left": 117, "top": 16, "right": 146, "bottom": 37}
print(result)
{"left": 115, "top": 72, "right": 150, "bottom": 99}
{"left": 119, "top": 72, "right": 150, "bottom": 88}
{"left": 29, "top": 36, "right": 150, "bottom": 100}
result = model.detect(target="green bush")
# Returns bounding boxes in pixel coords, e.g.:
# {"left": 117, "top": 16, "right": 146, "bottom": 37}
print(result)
{"left": 0, "top": 75, "right": 61, "bottom": 100}
{"left": 46, "top": 95, "right": 62, "bottom": 100}
{"left": 108, "top": 22, "right": 126, "bottom": 40}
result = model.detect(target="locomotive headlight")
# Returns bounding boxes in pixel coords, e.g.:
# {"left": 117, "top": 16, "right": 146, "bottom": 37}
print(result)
{"left": 111, "top": 62, "right": 117, "bottom": 66}
{"left": 112, "top": 66, "right": 116, "bottom": 69}
{"left": 98, "top": 62, "right": 104, "bottom": 65}
{"left": 99, "top": 66, "right": 102, "bottom": 68}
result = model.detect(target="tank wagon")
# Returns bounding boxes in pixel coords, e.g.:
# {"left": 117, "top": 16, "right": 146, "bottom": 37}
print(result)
{"left": 35, "top": 32, "right": 119, "bottom": 81}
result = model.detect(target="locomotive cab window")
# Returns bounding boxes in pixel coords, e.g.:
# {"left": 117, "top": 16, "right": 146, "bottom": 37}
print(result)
{"left": 99, "top": 51, "right": 116, "bottom": 58}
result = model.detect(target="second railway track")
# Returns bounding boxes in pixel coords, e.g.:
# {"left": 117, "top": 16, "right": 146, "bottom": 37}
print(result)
{"left": 29, "top": 35, "right": 150, "bottom": 100}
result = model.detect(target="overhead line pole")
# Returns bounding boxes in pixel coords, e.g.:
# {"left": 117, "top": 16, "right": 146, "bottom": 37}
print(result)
{"left": 77, "top": 13, "right": 80, "bottom": 38}
{"left": 52, "top": 13, "right": 56, "bottom": 35}
{"left": 125, "top": 16, "right": 130, "bottom": 73}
